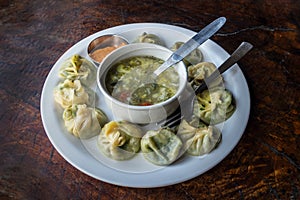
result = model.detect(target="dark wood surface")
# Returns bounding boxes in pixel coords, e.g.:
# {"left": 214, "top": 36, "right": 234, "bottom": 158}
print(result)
{"left": 1, "top": 0, "right": 299, "bottom": 199}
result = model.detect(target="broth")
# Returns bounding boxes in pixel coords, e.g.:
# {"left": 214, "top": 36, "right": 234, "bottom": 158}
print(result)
{"left": 105, "top": 56, "right": 179, "bottom": 106}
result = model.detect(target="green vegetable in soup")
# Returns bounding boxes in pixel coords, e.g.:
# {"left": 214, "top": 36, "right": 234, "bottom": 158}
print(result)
{"left": 105, "top": 56, "right": 179, "bottom": 106}
{"left": 130, "top": 83, "right": 174, "bottom": 106}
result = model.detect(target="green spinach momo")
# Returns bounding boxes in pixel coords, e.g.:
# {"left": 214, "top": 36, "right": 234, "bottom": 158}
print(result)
{"left": 105, "top": 56, "right": 179, "bottom": 106}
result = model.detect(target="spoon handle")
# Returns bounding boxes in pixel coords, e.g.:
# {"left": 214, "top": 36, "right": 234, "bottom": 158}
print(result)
{"left": 195, "top": 41, "right": 253, "bottom": 93}
{"left": 153, "top": 17, "right": 226, "bottom": 76}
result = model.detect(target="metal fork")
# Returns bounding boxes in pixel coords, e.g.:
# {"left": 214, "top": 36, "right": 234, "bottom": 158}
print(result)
{"left": 153, "top": 41, "right": 253, "bottom": 129}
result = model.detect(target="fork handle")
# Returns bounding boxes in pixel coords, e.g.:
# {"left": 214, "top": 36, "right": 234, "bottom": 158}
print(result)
{"left": 195, "top": 41, "right": 253, "bottom": 94}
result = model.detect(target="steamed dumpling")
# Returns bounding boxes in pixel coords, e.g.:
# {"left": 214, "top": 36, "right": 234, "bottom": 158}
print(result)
{"left": 177, "top": 120, "right": 221, "bottom": 156}
{"left": 141, "top": 128, "right": 182, "bottom": 166}
{"left": 189, "top": 116, "right": 207, "bottom": 128}
{"left": 59, "top": 54, "right": 96, "bottom": 86}
{"left": 193, "top": 87, "right": 235, "bottom": 125}
{"left": 62, "top": 104, "right": 108, "bottom": 139}
{"left": 170, "top": 41, "right": 203, "bottom": 66}
{"left": 188, "top": 62, "right": 223, "bottom": 88}
{"left": 134, "top": 32, "right": 165, "bottom": 46}
{"left": 54, "top": 79, "right": 93, "bottom": 108}
{"left": 94, "top": 107, "right": 109, "bottom": 128}
{"left": 97, "top": 121, "right": 142, "bottom": 161}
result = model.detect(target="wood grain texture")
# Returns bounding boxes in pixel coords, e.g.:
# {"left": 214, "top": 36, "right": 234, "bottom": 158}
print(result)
{"left": 0, "top": 0, "right": 299, "bottom": 199}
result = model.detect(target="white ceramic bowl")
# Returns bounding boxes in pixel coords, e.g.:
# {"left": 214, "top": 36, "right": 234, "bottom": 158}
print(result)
{"left": 97, "top": 43, "right": 187, "bottom": 124}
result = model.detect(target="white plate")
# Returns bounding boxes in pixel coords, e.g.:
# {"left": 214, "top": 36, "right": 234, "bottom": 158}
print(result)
{"left": 40, "top": 23, "right": 250, "bottom": 188}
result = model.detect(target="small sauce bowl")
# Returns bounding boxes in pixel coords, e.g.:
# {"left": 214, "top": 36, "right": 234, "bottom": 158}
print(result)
{"left": 87, "top": 34, "right": 128, "bottom": 65}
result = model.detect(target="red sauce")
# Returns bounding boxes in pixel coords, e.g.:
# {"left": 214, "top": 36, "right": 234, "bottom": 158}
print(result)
{"left": 89, "top": 43, "right": 126, "bottom": 63}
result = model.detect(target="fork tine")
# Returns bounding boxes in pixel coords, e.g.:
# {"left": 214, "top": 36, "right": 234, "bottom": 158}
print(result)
{"left": 163, "top": 114, "right": 183, "bottom": 128}
{"left": 156, "top": 109, "right": 183, "bottom": 128}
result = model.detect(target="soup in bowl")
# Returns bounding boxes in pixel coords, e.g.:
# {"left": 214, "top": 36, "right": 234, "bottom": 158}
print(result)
{"left": 97, "top": 43, "right": 187, "bottom": 124}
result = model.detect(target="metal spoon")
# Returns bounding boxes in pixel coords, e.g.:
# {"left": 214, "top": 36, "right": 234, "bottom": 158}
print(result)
{"left": 129, "top": 17, "right": 227, "bottom": 107}
{"left": 153, "top": 17, "right": 226, "bottom": 77}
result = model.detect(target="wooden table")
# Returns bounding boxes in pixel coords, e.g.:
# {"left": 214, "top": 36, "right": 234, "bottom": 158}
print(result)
{"left": 1, "top": 0, "right": 299, "bottom": 199}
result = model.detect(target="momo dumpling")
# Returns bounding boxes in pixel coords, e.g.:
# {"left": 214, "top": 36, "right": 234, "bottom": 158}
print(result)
{"left": 59, "top": 54, "right": 96, "bottom": 86}
{"left": 97, "top": 121, "right": 142, "bottom": 161}
{"left": 188, "top": 116, "right": 207, "bottom": 128}
{"left": 141, "top": 128, "right": 182, "bottom": 166}
{"left": 188, "top": 62, "right": 223, "bottom": 88}
{"left": 134, "top": 32, "right": 165, "bottom": 46}
{"left": 193, "top": 87, "right": 235, "bottom": 125}
{"left": 62, "top": 104, "right": 108, "bottom": 139}
{"left": 94, "top": 107, "right": 109, "bottom": 128}
{"left": 177, "top": 120, "right": 221, "bottom": 156}
{"left": 54, "top": 79, "right": 93, "bottom": 108}
{"left": 171, "top": 41, "right": 203, "bottom": 66}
